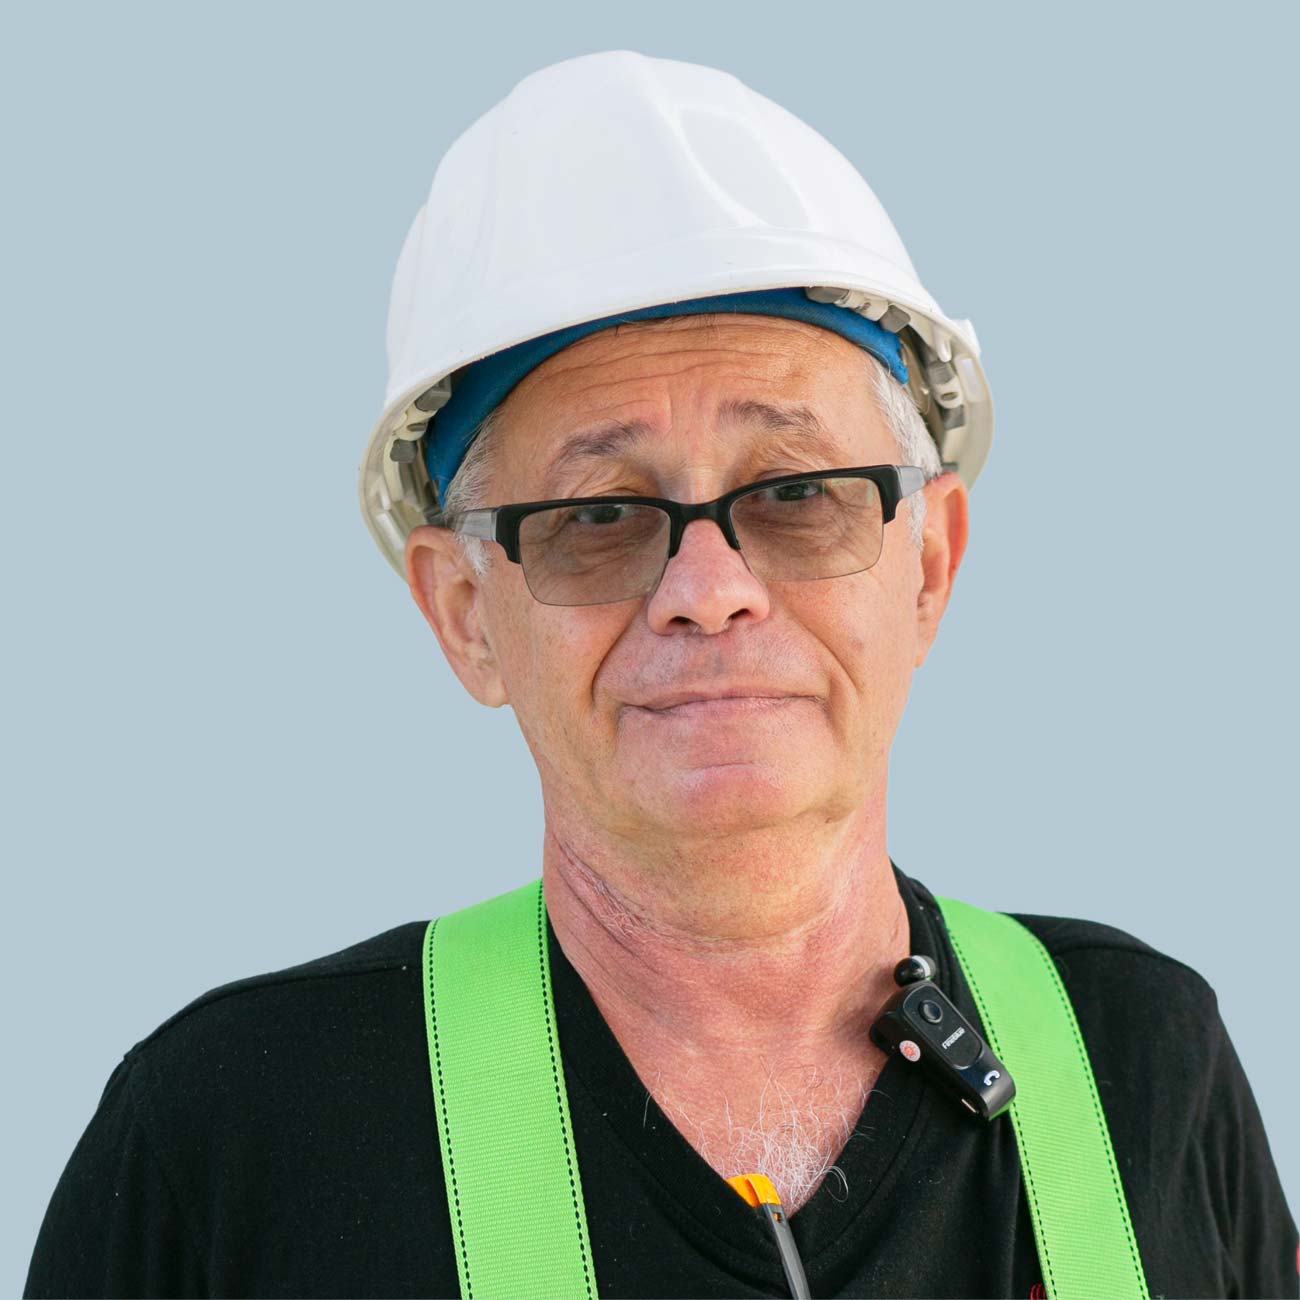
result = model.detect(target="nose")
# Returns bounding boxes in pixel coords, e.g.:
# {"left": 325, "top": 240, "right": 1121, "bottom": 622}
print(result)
{"left": 644, "top": 518, "right": 771, "bottom": 635}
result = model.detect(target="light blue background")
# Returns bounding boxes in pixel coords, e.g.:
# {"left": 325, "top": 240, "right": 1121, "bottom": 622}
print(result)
{"left": 5, "top": 1, "right": 1296, "bottom": 1287}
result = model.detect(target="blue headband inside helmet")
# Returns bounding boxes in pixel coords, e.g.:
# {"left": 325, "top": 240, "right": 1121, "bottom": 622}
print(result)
{"left": 424, "top": 287, "right": 909, "bottom": 504}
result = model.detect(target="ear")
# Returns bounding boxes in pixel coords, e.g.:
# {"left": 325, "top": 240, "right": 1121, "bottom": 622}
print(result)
{"left": 913, "top": 471, "right": 970, "bottom": 669}
{"left": 405, "top": 525, "right": 510, "bottom": 707}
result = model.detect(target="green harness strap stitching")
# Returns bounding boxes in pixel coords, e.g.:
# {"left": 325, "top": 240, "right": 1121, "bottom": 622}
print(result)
{"left": 424, "top": 916, "right": 471, "bottom": 1298}
{"left": 935, "top": 894, "right": 1150, "bottom": 1300}
{"left": 423, "top": 880, "right": 596, "bottom": 1299}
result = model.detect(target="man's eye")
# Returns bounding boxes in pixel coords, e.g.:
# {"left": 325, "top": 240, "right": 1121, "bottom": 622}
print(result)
{"left": 572, "top": 503, "right": 631, "bottom": 525}
{"left": 760, "top": 480, "right": 823, "bottom": 502}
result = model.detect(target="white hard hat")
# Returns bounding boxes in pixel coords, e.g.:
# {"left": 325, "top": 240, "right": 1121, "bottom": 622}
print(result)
{"left": 359, "top": 50, "right": 993, "bottom": 579}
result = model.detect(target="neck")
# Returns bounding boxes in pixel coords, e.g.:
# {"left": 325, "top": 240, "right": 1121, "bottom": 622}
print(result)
{"left": 543, "top": 806, "right": 909, "bottom": 1040}
{"left": 541, "top": 792, "right": 910, "bottom": 1073}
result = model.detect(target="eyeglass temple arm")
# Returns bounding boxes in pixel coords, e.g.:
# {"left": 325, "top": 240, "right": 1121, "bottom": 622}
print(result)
{"left": 896, "top": 466, "right": 928, "bottom": 499}
{"left": 424, "top": 507, "right": 499, "bottom": 541}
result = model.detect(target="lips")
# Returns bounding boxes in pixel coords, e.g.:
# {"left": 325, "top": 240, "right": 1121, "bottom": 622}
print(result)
{"left": 634, "top": 691, "right": 774, "bottom": 712}
{"left": 634, "top": 689, "right": 797, "bottom": 711}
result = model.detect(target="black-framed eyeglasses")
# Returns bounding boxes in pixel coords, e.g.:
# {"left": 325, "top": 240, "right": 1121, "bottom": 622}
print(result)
{"left": 425, "top": 464, "right": 928, "bottom": 607}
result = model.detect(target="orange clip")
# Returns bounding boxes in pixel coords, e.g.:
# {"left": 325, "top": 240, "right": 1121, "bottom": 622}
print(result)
{"left": 726, "top": 1172, "right": 783, "bottom": 1209}
{"left": 726, "top": 1172, "right": 809, "bottom": 1297}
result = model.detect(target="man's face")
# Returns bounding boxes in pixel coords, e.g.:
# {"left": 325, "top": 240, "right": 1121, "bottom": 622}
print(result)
{"left": 407, "top": 314, "right": 968, "bottom": 846}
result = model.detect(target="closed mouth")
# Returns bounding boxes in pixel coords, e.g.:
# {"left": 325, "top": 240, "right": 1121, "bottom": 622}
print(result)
{"left": 633, "top": 694, "right": 798, "bottom": 716}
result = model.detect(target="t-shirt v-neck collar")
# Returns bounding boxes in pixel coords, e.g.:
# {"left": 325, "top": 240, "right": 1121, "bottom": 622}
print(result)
{"left": 546, "top": 862, "right": 966, "bottom": 1288}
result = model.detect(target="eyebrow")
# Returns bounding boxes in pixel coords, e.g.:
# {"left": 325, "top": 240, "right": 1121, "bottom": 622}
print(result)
{"left": 541, "top": 419, "right": 655, "bottom": 482}
{"left": 540, "top": 400, "right": 841, "bottom": 484}
{"left": 719, "top": 398, "right": 829, "bottom": 438}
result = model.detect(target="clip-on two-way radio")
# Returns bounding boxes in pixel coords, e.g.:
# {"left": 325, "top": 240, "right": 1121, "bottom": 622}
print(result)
{"left": 869, "top": 953, "right": 1016, "bottom": 1120}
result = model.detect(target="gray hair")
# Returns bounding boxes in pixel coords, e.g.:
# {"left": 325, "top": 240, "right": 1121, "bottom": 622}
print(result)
{"left": 441, "top": 351, "right": 942, "bottom": 578}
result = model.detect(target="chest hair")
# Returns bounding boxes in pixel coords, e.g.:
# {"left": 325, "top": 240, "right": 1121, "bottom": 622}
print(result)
{"left": 646, "top": 1060, "right": 888, "bottom": 1214}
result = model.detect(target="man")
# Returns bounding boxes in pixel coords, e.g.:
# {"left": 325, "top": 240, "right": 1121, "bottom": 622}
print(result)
{"left": 26, "top": 50, "right": 1296, "bottom": 1299}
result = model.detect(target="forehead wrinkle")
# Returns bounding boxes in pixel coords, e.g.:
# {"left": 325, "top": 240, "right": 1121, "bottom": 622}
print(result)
{"left": 508, "top": 322, "right": 844, "bottom": 436}
{"left": 537, "top": 401, "right": 852, "bottom": 493}
{"left": 518, "top": 330, "right": 827, "bottom": 398}
{"left": 525, "top": 353, "right": 836, "bottom": 453}
{"left": 507, "top": 319, "right": 868, "bottom": 489}
{"left": 588, "top": 311, "right": 847, "bottom": 363}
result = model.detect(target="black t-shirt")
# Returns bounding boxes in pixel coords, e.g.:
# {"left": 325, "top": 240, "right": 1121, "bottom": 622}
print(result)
{"left": 25, "top": 865, "right": 1298, "bottom": 1298}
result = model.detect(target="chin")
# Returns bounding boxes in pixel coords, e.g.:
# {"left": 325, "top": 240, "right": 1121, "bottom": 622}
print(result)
{"left": 637, "top": 761, "right": 812, "bottom": 834}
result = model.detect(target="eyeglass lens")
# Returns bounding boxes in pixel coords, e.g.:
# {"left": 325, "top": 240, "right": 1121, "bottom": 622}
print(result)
{"left": 515, "top": 476, "right": 885, "bottom": 606}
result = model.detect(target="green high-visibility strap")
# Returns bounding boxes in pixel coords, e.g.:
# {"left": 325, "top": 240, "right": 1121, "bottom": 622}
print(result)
{"left": 934, "top": 894, "right": 1150, "bottom": 1299}
{"left": 423, "top": 879, "right": 1150, "bottom": 1299}
{"left": 422, "top": 881, "right": 596, "bottom": 1300}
